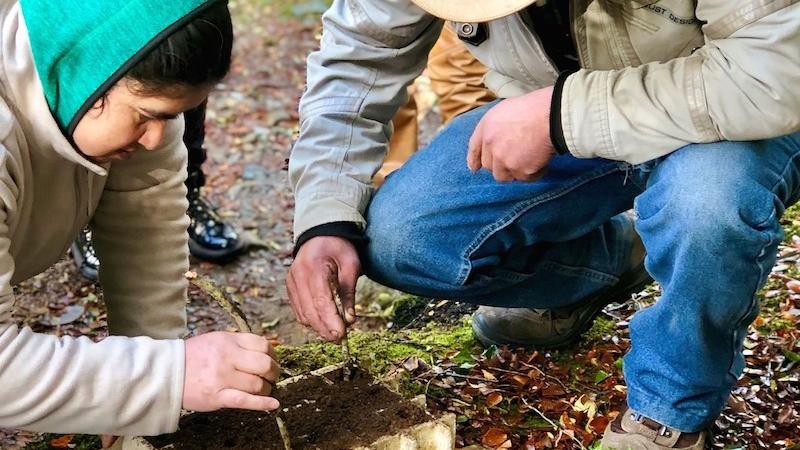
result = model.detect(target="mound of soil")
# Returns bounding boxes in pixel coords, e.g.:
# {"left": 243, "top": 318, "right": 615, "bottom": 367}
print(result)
{"left": 146, "top": 368, "right": 430, "bottom": 450}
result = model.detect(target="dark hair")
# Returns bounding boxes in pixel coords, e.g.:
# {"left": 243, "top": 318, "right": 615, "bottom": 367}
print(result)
{"left": 127, "top": 1, "right": 233, "bottom": 96}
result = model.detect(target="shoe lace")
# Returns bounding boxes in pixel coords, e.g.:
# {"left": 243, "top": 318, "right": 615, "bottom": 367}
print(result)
{"left": 189, "top": 195, "right": 224, "bottom": 227}
{"left": 78, "top": 229, "right": 100, "bottom": 266}
{"left": 631, "top": 412, "right": 673, "bottom": 438}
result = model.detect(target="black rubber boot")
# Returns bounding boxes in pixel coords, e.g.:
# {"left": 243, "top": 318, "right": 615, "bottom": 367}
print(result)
{"left": 70, "top": 228, "right": 99, "bottom": 282}
{"left": 186, "top": 185, "right": 246, "bottom": 263}
{"left": 71, "top": 187, "right": 246, "bottom": 282}
{"left": 184, "top": 102, "right": 245, "bottom": 264}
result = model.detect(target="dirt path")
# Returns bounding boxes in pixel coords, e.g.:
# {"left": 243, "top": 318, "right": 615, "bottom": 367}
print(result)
{"left": 183, "top": 1, "right": 317, "bottom": 344}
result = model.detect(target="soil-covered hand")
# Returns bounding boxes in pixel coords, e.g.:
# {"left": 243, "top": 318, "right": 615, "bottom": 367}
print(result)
{"left": 467, "top": 85, "right": 556, "bottom": 182}
{"left": 183, "top": 332, "right": 280, "bottom": 412}
{"left": 287, "top": 236, "right": 360, "bottom": 341}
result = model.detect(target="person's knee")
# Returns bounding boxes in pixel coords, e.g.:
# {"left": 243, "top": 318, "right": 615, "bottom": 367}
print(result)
{"left": 634, "top": 141, "right": 784, "bottom": 325}
{"left": 364, "top": 192, "right": 462, "bottom": 292}
{"left": 636, "top": 141, "right": 783, "bottom": 245}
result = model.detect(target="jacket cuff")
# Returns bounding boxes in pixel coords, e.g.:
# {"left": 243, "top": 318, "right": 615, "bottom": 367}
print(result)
{"left": 293, "top": 221, "right": 368, "bottom": 257}
{"left": 550, "top": 71, "right": 574, "bottom": 155}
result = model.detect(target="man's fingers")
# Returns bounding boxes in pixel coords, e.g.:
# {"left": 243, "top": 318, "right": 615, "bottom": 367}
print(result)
{"left": 481, "top": 144, "right": 494, "bottom": 176}
{"left": 520, "top": 168, "right": 548, "bottom": 182}
{"left": 310, "top": 267, "right": 345, "bottom": 341}
{"left": 218, "top": 388, "right": 280, "bottom": 412}
{"left": 235, "top": 350, "right": 281, "bottom": 382}
{"left": 336, "top": 259, "right": 360, "bottom": 324}
{"left": 234, "top": 332, "right": 278, "bottom": 360}
{"left": 286, "top": 272, "right": 309, "bottom": 326}
{"left": 467, "top": 120, "right": 484, "bottom": 172}
{"left": 230, "top": 371, "right": 271, "bottom": 396}
{"left": 493, "top": 164, "right": 514, "bottom": 182}
{"left": 296, "top": 269, "right": 327, "bottom": 334}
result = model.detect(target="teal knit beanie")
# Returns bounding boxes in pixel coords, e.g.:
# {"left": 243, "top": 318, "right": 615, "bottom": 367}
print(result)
{"left": 20, "top": 0, "right": 220, "bottom": 133}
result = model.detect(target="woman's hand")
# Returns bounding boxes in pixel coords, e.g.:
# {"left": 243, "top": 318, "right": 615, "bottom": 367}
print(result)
{"left": 183, "top": 332, "right": 280, "bottom": 412}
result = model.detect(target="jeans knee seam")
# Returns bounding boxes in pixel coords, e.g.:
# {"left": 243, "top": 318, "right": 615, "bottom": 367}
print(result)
{"left": 455, "top": 164, "right": 624, "bottom": 284}
{"left": 725, "top": 227, "right": 773, "bottom": 379}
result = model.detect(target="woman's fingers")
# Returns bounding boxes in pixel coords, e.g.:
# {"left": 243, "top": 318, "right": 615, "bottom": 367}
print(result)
{"left": 217, "top": 388, "right": 279, "bottom": 412}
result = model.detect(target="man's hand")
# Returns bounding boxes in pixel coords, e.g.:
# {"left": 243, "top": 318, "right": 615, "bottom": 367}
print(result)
{"left": 183, "top": 332, "right": 280, "bottom": 412}
{"left": 467, "top": 85, "right": 556, "bottom": 182}
{"left": 287, "top": 236, "right": 360, "bottom": 341}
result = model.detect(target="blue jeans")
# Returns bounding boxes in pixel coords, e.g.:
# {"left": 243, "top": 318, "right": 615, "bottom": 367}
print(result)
{"left": 363, "top": 102, "right": 800, "bottom": 432}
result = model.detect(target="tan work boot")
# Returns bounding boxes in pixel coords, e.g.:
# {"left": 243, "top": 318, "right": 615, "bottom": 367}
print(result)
{"left": 471, "top": 213, "right": 649, "bottom": 349}
{"left": 470, "top": 260, "right": 652, "bottom": 348}
{"left": 601, "top": 408, "right": 707, "bottom": 450}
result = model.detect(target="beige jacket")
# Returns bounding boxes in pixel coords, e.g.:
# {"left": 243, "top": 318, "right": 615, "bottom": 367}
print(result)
{"left": 0, "top": 3, "right": 189, "bottom": 436}
{"left": 290, "top": 0, "right": 800, "bottom": 239}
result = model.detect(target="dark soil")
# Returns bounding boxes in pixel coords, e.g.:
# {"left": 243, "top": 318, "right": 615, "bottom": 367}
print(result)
{"left": 145, "top": 368, "right": 430, "bottom": 450}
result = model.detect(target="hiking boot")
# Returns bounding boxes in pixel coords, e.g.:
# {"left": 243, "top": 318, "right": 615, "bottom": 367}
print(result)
{"left": 71, "top": 228, "right": 99, "bottom": 282}
{"left": 187, "top": 188, "right": 246, "bottom": 264}
{"left": 471, "top": 226, "right": 651, "bottom": 349}
{"left": 601, "top": 407, "right": 707, "bottom": 450}
{"left": 471, "top": 261, "right": 652, "bottom": 348}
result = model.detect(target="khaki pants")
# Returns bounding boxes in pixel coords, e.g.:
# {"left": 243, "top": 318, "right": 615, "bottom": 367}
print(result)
{"left": 375, "top": 25, "right": 495, "bottom": 186}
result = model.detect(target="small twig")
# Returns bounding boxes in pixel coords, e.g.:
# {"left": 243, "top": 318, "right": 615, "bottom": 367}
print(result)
{"left": 520, "top": 398, "right": 587, "bottom": 450}
{"left": 187, "top": 273, "right": 252, "bottom": 333}
{"left": 186, "top": 272, "right": 292, "bottom": 447}
{"left": 275, "top": 416, "right": 292, "bottom": 450}
{"left": 329, "top": 280, "right": 352, "bottom": 381}
{"left": 518, "top": 360, "right": 570, "bottom": 391}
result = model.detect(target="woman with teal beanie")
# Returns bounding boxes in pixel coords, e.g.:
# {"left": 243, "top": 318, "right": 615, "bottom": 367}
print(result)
{"left": 0, "top": 0, "right": 279, "bottom": 438}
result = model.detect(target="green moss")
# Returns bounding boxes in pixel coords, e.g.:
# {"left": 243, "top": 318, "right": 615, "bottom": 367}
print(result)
{"left": 758, "top": 317, "right": 796, "bottom": 333}
{"left": 584, "top": 316, "right": 617, "bottom": 342}
{"left": 385, "top": 295, "right": 428, "bottom": 327}
{"left": 782, "top": 204, "right": 800, "bottom": 240}
{"left": 277, "top": 319, "right": 477, "bottom": 377}
{"left": 276, "top": 341, "right": 342, "bottom": 375}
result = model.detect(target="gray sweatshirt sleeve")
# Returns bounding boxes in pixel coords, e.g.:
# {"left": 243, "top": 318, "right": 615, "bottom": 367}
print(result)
{"left": 289, "top": 0, "right": 443, "bottom": 239}
{"left": 0, "top": 128, "right": 187, "bottom": 435}
{"left": 0, "top": 211, "right": 184, "bottom": 435}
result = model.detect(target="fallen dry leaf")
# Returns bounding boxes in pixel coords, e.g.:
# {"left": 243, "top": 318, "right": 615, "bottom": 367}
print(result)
{"left": 481, "top": 427, "right": 508, "bottom": 447}
{"left": 486, "top": 392, "right": 503, "bottom": 407}
{"left": 588, "top": 415, "right": 610, "bottom": 432}
{"left": 786, "top": 280, "right": 800, "bottom": 293}
{"left": 573, "top": 394, "right": 598, "bottom": 420}
{"left": 50, "top": 435, "right": 74, "bottom": 449}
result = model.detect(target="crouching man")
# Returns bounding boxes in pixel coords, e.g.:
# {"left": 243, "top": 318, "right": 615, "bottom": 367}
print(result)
{"left": 287, "top": 0, "right": 800, "bottom": 448}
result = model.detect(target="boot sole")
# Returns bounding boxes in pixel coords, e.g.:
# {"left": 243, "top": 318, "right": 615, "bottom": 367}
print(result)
{"left": 188, "top": 238, "right": 247, "bottom": 264}
{"left": 472, "top": 265, "right": 653, "bottom": 349}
